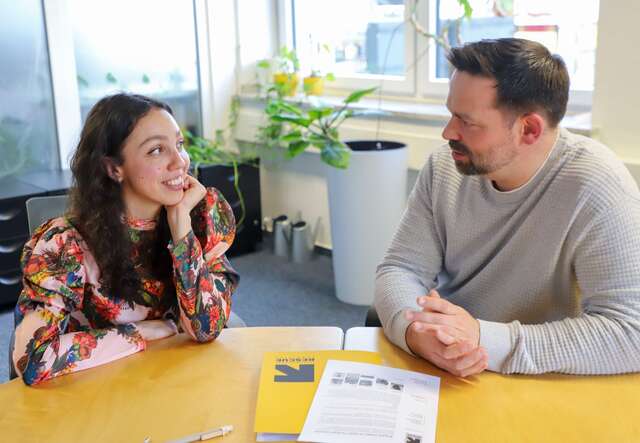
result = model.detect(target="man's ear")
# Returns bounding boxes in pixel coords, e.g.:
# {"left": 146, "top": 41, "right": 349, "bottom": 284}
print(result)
{"left": 102, "top": 157, "right": 123, "bottom": 183}
{"left": 520, "top": 113, "right": 545, "bottom": 145}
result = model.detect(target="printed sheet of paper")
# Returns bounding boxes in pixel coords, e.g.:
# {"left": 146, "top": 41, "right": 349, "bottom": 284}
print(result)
{"left": 298, "top": 360, "right": 440, "bottom": 443}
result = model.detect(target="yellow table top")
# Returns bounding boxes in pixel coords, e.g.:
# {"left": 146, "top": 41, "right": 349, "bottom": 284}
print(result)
{"left": 344, "top": 327, "right": 640, "bottom": 443}
{"left": 0, "top": 327, "right": 344, "bottom": 443}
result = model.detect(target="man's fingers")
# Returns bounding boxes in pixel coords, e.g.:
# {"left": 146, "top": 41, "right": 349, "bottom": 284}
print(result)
{"left": 434, "top": 327, "right": 457, "bottom": 346}
{"left": 405, "top": 310, "right": 454, "bottom": 326}
{"left": 411, "top": 322, "right": 458, "bottom": 346}
{"left": 457, "top": 350, "right": 489, "bottom": 378}
{"left": 441, "top": 340, "right": 475, "bottom": 359}
{"left": 451, "top": 347, "right": 488, "bottom": 376}
{"left": 417, "top": 295, "right": 458, "bottom": 315}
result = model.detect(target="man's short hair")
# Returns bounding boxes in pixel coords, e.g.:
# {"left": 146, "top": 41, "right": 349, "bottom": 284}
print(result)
{"left": 447, "top": 38, "right": 570, "bottom": 127}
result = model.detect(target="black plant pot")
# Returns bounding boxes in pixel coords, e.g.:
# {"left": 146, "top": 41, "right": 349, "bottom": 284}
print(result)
{"left": 345, "top": 140, "right": 406, "bottom": 152}
{"left": 196, "top": 160, "right": 262, "bottom": 257}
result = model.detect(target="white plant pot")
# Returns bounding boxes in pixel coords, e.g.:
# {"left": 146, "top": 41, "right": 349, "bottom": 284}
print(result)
{"left": 326, "top": 141, "right": 408, "bottom": 305}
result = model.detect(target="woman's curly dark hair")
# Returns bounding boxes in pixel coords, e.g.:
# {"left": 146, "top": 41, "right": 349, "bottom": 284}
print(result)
{"left": 67, "top": 93, "right": 206, "bottom": 306}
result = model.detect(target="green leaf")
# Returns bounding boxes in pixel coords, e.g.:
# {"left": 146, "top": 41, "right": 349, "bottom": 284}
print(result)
{"left": 105, "top": 72, "right": 118, "bottom": 84}
{"left": 287, "top": 140, "right": 310, "bottom": 158}
{"left": 344, "top": 87, "right": 377, "bottom": 104}
{"left": 277, "top": 101, "right": 305, "bottom": 116}
{"left": 271, "top": 114, "right": 311, "bottom": 127}
{"left": 257, "top": 59, "right": 271, "bottom": 69}
{"left": 308, "top": 107, "right": 333, "bottom": 120}
{"left": 321, "top": 141, "right": 350, "bottom": 169}
{"left": 281, "top": 130, "right": 303, "bottom": 142}
{"left": 76, "top": 75, "right": 89, "bottom": 88}
{"left": 308, "top": 133, "right": 328, "bottom": 148}
{"left": 458, "top": 0, "right": 473, "bottom": 18}
{"left": 325, "top": 72, "right": 336, "bottom": 81}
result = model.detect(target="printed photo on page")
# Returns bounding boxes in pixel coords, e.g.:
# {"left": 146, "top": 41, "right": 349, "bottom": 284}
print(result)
{"left": 298, "top": 360, "right": 440, "bottom": 443}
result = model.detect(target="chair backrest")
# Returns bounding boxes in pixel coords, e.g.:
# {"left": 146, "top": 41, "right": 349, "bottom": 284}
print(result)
{"left": 25, "top": 194, "right": 69, "bottom": 234}
{"left": 9, "top": 195, "right": 68, "bottom": 380}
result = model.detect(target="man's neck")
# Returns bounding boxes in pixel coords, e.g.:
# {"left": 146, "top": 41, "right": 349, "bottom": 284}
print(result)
{"left": 489, "top": 128, "right": 559, "bottom": 192}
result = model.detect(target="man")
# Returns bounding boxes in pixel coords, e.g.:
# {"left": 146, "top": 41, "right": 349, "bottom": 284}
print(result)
{"left": 374, "top": 38, "right": 640, "bottom": 377}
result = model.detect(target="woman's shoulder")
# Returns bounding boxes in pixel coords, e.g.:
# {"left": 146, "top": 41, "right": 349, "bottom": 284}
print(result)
{"left": 24, "top": 216, "right": 85, "bottom": 260}
{"left": 21, "top": 216, "right": 87, "bottom": 278}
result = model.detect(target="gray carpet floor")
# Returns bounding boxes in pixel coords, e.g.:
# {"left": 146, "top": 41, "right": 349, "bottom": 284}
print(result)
{"left": 0, "top": 238, "right": 369, "bottom": 383}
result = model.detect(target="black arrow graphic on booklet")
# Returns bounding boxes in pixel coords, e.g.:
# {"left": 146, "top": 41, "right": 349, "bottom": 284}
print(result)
{"left": 274, "top": 364, "right": 314, "bottom": 382}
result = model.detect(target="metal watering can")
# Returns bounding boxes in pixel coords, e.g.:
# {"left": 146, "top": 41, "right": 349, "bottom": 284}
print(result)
{"left": 272, "top": 215, "right": 315, "bottom": 263}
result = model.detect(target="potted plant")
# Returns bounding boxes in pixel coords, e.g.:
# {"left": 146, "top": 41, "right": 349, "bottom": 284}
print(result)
{"left": 303, "top": 70, "right": 335, "bottom": 96}
{"left": 184, "top": 100, "right": 262, "bottom": 256}
{"left": 261, "top": 88, "right": 408, "bottom": 305}
{"left": 302, "top": 44, "right": 335, "bottom": 96}
{"left": 258, "top": 46, "right": 301, "bottom": 97}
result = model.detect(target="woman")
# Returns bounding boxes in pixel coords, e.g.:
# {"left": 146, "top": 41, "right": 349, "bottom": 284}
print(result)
{"left": 13, "top": 93, "right": 239, "bottom": 385}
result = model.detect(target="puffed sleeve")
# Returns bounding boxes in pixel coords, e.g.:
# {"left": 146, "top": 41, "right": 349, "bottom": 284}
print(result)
{"left": 168, "top": 187, "right": 240, "bottom": 342}
{"left": 13, "top": 218, "right": 146, "bottom": 386}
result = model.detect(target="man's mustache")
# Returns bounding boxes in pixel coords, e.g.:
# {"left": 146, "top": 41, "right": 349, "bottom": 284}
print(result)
{"left": 449, "top": 140, "right": 470, "bottom": 155}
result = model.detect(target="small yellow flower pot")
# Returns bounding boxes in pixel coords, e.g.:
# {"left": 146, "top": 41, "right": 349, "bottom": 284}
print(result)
{"left": 303, "top": 76, "right": 324, "bottom": 96}
{"left": 273, "top": 72, "right": 299, "bottom": 96}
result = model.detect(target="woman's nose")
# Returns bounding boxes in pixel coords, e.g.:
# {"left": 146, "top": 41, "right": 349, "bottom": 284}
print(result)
{"left": 169, "top": 147, "right": 187, "bottom": 170}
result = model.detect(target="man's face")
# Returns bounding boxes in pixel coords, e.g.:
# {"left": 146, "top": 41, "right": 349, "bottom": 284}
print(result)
{"left": 442, "top": 70, "right": 519, "bottom": 177}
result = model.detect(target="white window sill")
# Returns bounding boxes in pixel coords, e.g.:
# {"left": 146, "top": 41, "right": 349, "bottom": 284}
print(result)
{"left": 238, "top": 93, "right": 592, "bottom": 136}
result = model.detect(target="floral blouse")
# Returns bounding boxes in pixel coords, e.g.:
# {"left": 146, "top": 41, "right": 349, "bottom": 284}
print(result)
{"left": 13, "top": 187, "right": 239, "bottom": 386}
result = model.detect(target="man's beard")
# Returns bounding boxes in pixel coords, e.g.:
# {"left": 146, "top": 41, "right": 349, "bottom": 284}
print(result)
{"left": 449, "top": 141, "right": 489, "bottom": 175}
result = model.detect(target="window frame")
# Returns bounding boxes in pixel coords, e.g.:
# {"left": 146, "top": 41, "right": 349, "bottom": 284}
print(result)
{"left": 279, "top": 0, "right": 594, "bottom": 110}
{"left": 279, "top": 0, "right": 417, "bottom": 96}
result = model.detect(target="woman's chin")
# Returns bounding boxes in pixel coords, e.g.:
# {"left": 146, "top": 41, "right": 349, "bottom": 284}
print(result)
{"left": 158, "top": 191, "right": 184, "bottom": 207}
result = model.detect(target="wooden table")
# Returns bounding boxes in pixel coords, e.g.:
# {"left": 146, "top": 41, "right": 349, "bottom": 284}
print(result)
{"left": 0, "top": 327, "right": 344, "bottom": 443}
{"left": 344, "top": 327, "right": 640, "bottom": 443}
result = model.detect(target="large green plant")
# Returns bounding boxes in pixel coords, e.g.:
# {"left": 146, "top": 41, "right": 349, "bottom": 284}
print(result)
{"left": 258, "top": 87, "right": 378, "bottom": 169}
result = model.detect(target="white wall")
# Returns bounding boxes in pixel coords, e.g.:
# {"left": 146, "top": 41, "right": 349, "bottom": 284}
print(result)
{"left": 591, "top": 0, "right": 640, "bottom": 164}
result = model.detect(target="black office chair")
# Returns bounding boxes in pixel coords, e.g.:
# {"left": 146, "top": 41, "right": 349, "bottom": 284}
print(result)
{"left": 365, "top": 305, "right": 382, "bottom": 327}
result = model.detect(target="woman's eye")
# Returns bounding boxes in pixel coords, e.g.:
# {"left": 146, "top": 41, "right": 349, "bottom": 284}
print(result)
{"left": 177, "top": 140, "right": 185, "bottom": 150}
{"left": 149, "top": 146, "right": 162, "bottom": 156}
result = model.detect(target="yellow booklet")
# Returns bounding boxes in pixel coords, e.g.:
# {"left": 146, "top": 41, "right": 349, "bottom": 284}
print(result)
{"left": 254, "top": 350, "right": 383, "bottom": 434}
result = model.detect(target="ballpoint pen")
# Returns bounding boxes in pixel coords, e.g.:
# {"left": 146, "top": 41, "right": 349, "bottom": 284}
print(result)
{"left": 166, "top": 425, "right": 234, "bottom": 443}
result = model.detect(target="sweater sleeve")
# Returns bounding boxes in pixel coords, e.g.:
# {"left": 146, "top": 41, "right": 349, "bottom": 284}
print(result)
{"left": 13, "top": 220, "right": 146, "bottom": 386}
{"left": 497, "top": 198, "right": 640, "bottom": 374}
{"left": 374, "top": 160, "right": 443, "bottom": 354}
{"left": 168, "top": 188, "right": 240, "bottom": 342}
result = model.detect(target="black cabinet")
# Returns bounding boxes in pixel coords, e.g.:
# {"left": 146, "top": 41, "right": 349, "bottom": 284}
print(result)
{"left": 0, "top": 170, "right": 72, "bottom": 307}
{"left": 196, "top": 161, "right": 262, "bottom": 257}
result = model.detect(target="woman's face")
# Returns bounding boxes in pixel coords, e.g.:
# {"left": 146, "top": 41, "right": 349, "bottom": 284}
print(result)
{"left": 112, "top": 108, "right": 190, "bottom": 219}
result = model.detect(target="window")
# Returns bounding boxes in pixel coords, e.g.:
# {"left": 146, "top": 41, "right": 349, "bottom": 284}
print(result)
{"left": 68, "top": 0, "right": 203, "bottom": 135}
{"left": 433, "top": 0, "right": 599, "bottom": 92}
{"left": 287, "top": 0, "right": 415, "bottom": 94}
{"left": 284, "top": 0, "right": 599, "bottom": 107}
{"left": 0, "top": 0, "right": 59, "bottom": 178}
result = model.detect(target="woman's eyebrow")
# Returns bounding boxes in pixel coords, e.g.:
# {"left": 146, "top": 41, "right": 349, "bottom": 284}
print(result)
{"left": 138, "top": 134, "right": 168, "bottom": 148}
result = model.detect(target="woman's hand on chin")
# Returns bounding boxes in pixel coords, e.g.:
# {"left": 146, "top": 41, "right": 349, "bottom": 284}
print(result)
{"left": 165, "top": 175, "right": 207, "bottom": 242}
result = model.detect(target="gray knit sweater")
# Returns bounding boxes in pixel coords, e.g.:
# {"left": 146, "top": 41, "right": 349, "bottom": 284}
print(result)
{"left": 374, "top": 128, "right": 640, "bottom": 374}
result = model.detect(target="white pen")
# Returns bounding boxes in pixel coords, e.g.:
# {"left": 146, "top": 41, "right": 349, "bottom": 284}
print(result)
{"left": 166, "top": 424, "right": 234, "bottom": 443}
